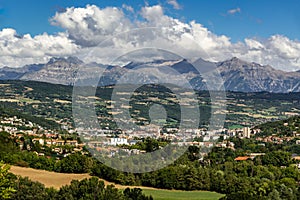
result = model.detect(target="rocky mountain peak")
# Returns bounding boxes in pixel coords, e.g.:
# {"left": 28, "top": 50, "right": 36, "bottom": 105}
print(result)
{"left": 48, "top": 56, "right": 83, "bottom": 65}
{"left": 1, "top": 56, "right": 300, "bottom": 93}
{"left": 20, "top": 57, "right": 83, "bottom": 85}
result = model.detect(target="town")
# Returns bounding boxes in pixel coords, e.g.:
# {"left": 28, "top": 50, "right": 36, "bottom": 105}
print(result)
{"left": 2, "top": 114, "right": 300, "bottom": 169}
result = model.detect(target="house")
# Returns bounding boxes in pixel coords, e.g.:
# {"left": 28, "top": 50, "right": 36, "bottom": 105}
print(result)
{"left": 45, "top": 139, "right": 53, "bottom": 146}
{"left": 234, "top": 156, "right": 251, "bottom": 161}
{"left": 32, "top": 138, "right": 44, "bottom": 145}
{"left": 66, "top": 140, "right": 78, "bottom": 146}
{"left": 110, "top": 138, "right": 128, "bottom": 146}
{"left": 292, "top": 156, "right": 300, "bottom": 161}
{"left": 128, "top": 140, "right": 140, "bottom": 145}
{"left": 249, "top": 153, "right": 265, "bottom": 159}
{"left": 243, "top": 127, "right": 251, "bottom": 138}
{"left": 55, "top": 140, "right": 65, "bottom": 146}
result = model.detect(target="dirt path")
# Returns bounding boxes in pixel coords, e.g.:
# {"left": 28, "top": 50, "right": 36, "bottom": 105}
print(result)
{"left": 9, "top": 166, "right": 159, "bottom": 190}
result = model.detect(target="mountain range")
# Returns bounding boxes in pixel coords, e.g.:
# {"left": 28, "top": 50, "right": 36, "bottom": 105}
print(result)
{"left": 0, "top": 56, "right": 299, "bottom": 93}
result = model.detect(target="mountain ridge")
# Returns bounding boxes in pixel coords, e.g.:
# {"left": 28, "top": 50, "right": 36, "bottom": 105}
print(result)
{"left": 0, "top": 56, "right": 299, "bottom": 93}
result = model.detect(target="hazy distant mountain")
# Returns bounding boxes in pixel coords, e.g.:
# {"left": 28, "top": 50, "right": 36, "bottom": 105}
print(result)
{"left": 124, "top": 59, "right": 198, "bottom": 74}
{"left": 0, "top": 64, "right": 43, "bottom": 80}
{"left": 1, "top": 56, "right": 300, "bottom": 93}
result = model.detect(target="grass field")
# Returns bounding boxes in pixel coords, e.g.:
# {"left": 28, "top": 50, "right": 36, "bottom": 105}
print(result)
{"left": 142, "top": 189, "right": 224, "bottom": 200}
{"left": 9, "top": 166, "right": 91, "bottom": 189}
{"left": 9, "top": 166, "right": 144, "bottom": 189}
{"left": 9, "top": 166, "right": 224, "bottom": 199}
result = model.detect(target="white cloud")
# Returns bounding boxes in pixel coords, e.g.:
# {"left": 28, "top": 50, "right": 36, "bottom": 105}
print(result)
{"left": 244, "top": 38, "right": 264, "bottom": 50}
{"left": 0, "top": 28, "right": 78, "bottom": 67}
{"left": 50, "top": 5, "right": 132, "bottom": 47}
{"left": 227, "top": 7, "right": 241, "bottom": 15}
{"left": 167, "top": 0, "right": 182, "bottom": 10}
{"left": 141, "top": 5, "right": 165, "bottom": 23}
{"left": 0, "top": 4, "right": 300, "bottom": 71}
{"left": 122, "top": 4, "right": 134, "bottom": 13}
{"left": 230, "top": 35, "right": 300, "bottom": 70}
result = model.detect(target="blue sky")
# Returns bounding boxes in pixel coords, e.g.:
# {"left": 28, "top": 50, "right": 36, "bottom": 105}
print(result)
{"left": 1, "top": 0, "right": 300, "bottom": 42}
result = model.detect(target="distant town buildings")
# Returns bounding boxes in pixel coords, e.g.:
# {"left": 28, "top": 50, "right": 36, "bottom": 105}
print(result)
{"left": 110, "top": 138, "right": 128, "bottom": 146}
{"left": 3, "top": 114, "right": 300, "bottom": 164}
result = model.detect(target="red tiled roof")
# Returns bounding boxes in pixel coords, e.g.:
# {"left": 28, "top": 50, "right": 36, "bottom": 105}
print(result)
{"left": 293, "top": 156, "right": 300, "bottom": 160}
{"left": 234, "top": 156, "right": 250, "bottom": 161}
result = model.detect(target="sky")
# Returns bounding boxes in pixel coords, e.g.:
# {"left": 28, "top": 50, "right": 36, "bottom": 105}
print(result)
{"left": 0, "top": 0, "right": 300, "bottom": 71}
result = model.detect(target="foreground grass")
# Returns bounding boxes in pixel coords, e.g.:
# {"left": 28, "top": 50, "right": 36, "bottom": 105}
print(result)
{"left": 142, "top": 189, "right": 224, "bottom": 200}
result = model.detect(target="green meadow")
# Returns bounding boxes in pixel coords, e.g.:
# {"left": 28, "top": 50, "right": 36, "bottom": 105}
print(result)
{"left": 142, "top": 189, "right": 224, "bottom": 200}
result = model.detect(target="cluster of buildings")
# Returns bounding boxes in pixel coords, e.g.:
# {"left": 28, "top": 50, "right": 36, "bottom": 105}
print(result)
{"left": 80, "top": 125, "right": 256, "bottom": 145}
{"left": 2, "top": 114, "right": 300, "bottom": 162}
{"left": 77, "top": 125, "right": 259, "bottom": 158}
{"left": 0, "top": 116, "right": 85, "bottom": 158}
{"left": 255, "top": 135, "right": 294, "bottom": 144}
{"left": 77, "top": 118, "right": 300, "bottom": 160}
{"left": 0, "top": 116, "right": 36, "bottom": 134}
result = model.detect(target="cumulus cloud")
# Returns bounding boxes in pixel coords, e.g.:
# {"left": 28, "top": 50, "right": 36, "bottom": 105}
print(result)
{"left": 167, "top": 0, "right": 182, "bottom": 10}
{"left": 50, "top": 5, "right": 132, "bottom": 47}
{"left": 0, "top": 28, "right": 78, "bottom": 67}
{"left": 0, "top": 4, "right": 300, "bottom": 71}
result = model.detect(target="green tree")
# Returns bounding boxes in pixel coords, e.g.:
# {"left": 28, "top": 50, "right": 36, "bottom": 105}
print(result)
{"left": 267, "top": 189, "right": 280, "bottom": 200}
{"left": 12, "top": 177, "right": 50, "bottom": 200}
{"left": 0, "top": 162, "right": 15, "bottom": 199}
{"left": 56, "top": 153, "right": 94, "bottom": 173}
{"left": 57, "top": 177, "right": 124, "bottom": 200}
{"left": 123, "top": 188, "right": 153, "bottom": 200}
{"left": 261, "top": 151, "right": 292, "bottom": 167}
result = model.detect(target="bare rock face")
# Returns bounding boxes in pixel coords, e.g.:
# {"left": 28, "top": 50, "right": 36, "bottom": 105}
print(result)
{"left": 216, "top": 57, "right": 300, "bottom": 93}
{"left": 21, "top": 57, "right": 83, "bottom": 85}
